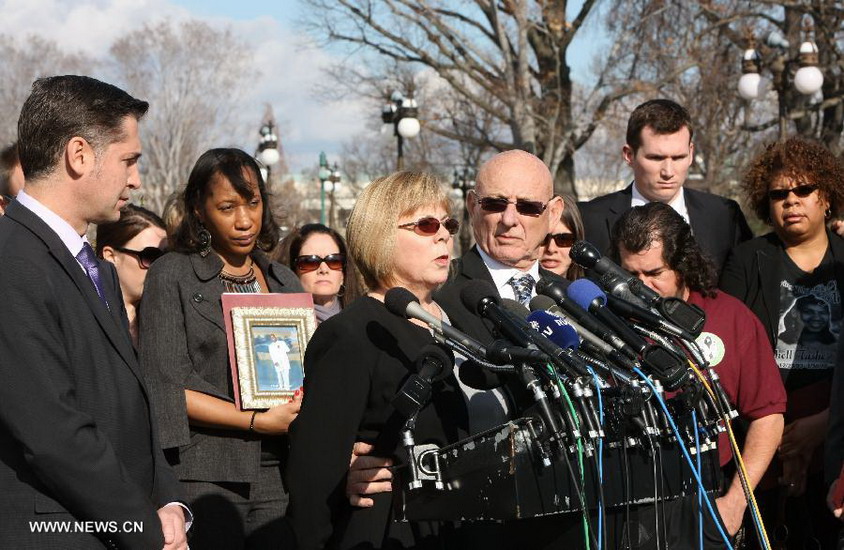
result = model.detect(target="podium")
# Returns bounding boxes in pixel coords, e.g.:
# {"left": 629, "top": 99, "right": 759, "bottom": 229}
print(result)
{"left": 396, "top": 416, "right": 722, "bottom": 522}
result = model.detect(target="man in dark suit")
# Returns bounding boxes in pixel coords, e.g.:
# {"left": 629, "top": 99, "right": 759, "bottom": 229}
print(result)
{"left": 579, "top": 99, "right": 752, "bottom": 274}
{"left": 0, "top": 75, "right": 187, "bottom": 549}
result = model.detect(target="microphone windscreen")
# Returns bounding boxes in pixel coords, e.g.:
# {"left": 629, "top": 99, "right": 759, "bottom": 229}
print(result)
{"left": 535, "top": 277, "right": 569, "bottom": 302}
{"left": 459, "top": 280, "right": 499, "bottom": 315}
{"left": 415, "top": 343, "right": 455, "bottom": 382}
{"left": 527, "top": 310, "right": 580, "bottom": 350}
{"left": 567, "top": 278, "right": 607, "bottom": 309}
{"left": 500, "top": 298, "right": 530, "bottom": 320}
{"left": 384, "top": 287, "right": 418, "bottom": 318}
{"left": 529, "top": 294, "right": 557, "bottom": 312}
{"left": 569, "top": 240, "right": 601, "bottom": 268}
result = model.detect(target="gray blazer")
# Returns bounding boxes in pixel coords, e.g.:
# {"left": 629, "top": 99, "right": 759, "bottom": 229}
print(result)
{"left": 138, "top": 250, "right": 303, "bottom": 483}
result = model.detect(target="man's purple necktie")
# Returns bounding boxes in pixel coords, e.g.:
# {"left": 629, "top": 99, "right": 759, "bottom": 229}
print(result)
{"left": 76, "top": 242, "right": 109, "bottom": 308}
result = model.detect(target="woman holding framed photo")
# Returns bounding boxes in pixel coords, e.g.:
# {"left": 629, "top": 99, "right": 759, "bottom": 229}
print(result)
{"left": 138, "top": 148, "right": 303, "bottom": 548}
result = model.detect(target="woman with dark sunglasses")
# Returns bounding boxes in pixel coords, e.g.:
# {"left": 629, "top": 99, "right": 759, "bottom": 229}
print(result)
{"left": 720, "top": 137, "right": 844, "bottom": 549}
{"left": 540, "top": 194, "right": 585, "bottom": 280}
{"left": 276, "top": 223, "right": 361, "bottom": 323}
{"left": 137, "top": 148, "right": 305, "bottom": 549}
{"left": 96, "top": 203, "right": 166, "bottom": 347}
{"left": 286, "top": 172, "right": 469, "bottom": 549}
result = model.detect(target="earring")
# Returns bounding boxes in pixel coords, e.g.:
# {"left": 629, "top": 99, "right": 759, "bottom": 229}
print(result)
{"left": 198, "top": 224, "right": 212, "bottom": 257}
{"left": 825, "top": 208, "right": 832, "bottom": 220}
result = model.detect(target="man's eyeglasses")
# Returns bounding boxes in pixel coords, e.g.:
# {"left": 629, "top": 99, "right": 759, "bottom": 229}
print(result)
{"left": 475, "top": 195, "right": 548, "bottom": 216}
{"left": 398, "top": 216, "right": 460, "bottom": 235}
{"left": 767, "top": 184, "right": 818, "bottom": 201}
{"left": 544, "top": 233, "right": 576, "bottom": 248}
{"left": 294, "top": 253, "right": 346, "bottom": 273}
{"left": 114, "top": 246, "right": 165, "bottom": 269}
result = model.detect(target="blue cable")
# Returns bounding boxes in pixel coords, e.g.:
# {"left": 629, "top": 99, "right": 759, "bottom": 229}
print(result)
{"left": 587, "top": 366, "right": 604, "bottom": 550}
{"left": 632, "top": 368, "right": 734, "bottom": 550}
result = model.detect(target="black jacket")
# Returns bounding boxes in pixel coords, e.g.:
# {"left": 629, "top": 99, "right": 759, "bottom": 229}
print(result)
{"left": 0, "top": 201, "right": 183, "bottom": 549}
{"left": 287, "top": 296, "right": 469, "bottom": 549}
{"left": 579, "top": 184, "right": 753, "bottom": 274}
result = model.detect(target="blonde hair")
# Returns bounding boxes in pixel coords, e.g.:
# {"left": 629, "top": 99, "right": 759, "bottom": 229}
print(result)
{"left": 347, "top": 171, "right": 450, "bottom": 291}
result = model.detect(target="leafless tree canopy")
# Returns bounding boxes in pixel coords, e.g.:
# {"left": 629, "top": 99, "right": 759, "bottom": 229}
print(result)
{"left": 109, "top": 20, "right": 256, "bottom": 213}
{"left": 0, "top": 35, "right": 94, "bottom": 146}
{"left": 301, "top": 0, "right": 676, "bottom": 197}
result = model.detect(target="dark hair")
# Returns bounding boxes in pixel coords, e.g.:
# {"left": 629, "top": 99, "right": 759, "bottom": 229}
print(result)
{"left": 275, "top": 223, "right": 362, "bottom": 308}
{"left": 742, "top": 137, "right": 844, "bottom": 225}
{"left": 0, "top": 142, "right": 20, "bottom": 197}
{"left": 560, "top": 194, "right": 585, "bottom": 280}
{"left": 17, "top": 75, "right": 149, "bottom": 182}
{"left": 611, "top": 202, "right": 716, "bottom": 297}
{"left": 172, "top": 148, "right": 279, "bottom": 254}
{"left": 626, "top": 99, "right": 693, "bottom": 153}
{"left": 95, "top": 204, "right": 165, "bottom": 258}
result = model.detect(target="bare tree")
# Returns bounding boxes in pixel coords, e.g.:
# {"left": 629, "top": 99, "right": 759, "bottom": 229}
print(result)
{"left": 0, "top": 35, "right": 94, "bottom": 146}
{"left": 602, "top": 0, "right": 844, "bottom": 201}
{"left": 300, "top": 0, "right": 675, "bottom": 197}
{"left": 109, "top": 20, "right": 256, "bottom": 213}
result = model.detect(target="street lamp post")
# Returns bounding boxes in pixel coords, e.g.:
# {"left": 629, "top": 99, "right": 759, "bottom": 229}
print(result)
{"left": 318, "top": 152, "right": 331, "bottom": 225}
{"left": 738, "top": 19, "right": 824, "bottom": 141}
{"left": 256, "top": 121, "right": 281, "bottom": 182}
{"left": 326, "top": 162, "right": 341, "bottom": 229}
{"left": 381, "top": 91, "right": 420, "bottom": 171}
{"left": 451, "top": 167, "right": 475, "bottom": 256}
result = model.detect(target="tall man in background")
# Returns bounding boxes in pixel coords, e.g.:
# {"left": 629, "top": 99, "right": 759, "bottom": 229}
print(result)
{"left": 0, "top": 75, "right": 187, "bottom": 549}
{"left": 579, "top": 99, "right": 752, "bottom": 274}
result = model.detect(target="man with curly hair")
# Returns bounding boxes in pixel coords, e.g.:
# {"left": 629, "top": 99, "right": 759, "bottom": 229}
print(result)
{"left": 612, "top": 202, "right": 785, "bottom": 544}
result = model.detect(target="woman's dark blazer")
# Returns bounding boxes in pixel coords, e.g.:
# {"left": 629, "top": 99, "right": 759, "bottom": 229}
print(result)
{"left": 720, "top": 230, "right": 844, "bottom": 347}
{"left": 286, "top": 296, "right": 469, "bottom": 549}
{"left": 138, "top": 250, "right": 303, "bottom": 483}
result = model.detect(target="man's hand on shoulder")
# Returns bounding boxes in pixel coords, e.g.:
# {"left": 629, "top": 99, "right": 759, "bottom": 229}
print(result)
{"left": 158, "top": 505, "right": 188, "bottom": 550}
{"left": 347, "top": 441, "right": 393, "bottom": 508}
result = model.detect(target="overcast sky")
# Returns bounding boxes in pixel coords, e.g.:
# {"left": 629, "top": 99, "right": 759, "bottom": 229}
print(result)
{"left": 0, "top": 0, "right": 599, "bottom": 174}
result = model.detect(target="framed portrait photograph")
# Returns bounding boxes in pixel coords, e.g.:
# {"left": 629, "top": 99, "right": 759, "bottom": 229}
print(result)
{"left": 222, "top": 293, "right": 316, "bottom": 410}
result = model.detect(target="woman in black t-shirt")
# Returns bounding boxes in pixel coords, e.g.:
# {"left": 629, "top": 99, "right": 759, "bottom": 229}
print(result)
{"left": 720, "top": 137, "right": 844, "bottom": 549}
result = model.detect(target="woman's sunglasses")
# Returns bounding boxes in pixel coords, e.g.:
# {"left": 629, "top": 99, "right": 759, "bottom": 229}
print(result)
{"left": 544, "top": 232, "right": 576, "bottom": 248}
{"left": 294, "top": 253, "right": 346, "bottom": 273}
{"left": 398, "top": 216, "right": 460, "bottom": 235}
{"left": 767, "top": 184, "right": 818, "bottom": 201}
{"left": 475, "top": 195, "right": 548, "bottom": 216}
{"left": 114, "top": 246, "right": 165, "bottom": 269}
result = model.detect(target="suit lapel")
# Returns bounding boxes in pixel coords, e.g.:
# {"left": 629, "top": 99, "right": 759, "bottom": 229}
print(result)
{"left": 460, "top": 246, "right": 497, "bottom": 288}
{"left": 684, "top": 189, "right": 709, "bottom": 242}
{"left": 604, "top": 185, "right": 634, "bottom": 243}
{"left": 7, "top": 203, "right": 141, "bottom": 375}
{"left": 188, "top": 253, "right": 227, "bottom": 332}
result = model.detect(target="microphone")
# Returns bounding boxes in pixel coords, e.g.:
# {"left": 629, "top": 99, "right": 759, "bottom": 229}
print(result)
{"left": 567, "top": 280, "right": 690, "bottom": 391}
{"left": 460, "top": 282, "right": 538, "bottom": 350}
{"left": 385, "top": 287, "right": 491, "bottom": 363}
{"left": 569, "top": 240, "right": 706, "bottom": 336}
{"left": 392, "top": 343, "right": 454, "bottom": 418}
{"left": 606, "top": 294, "right": 695, "bottom": 341}
{"left": 526, "top": 309, "right": 580, "bottom": 351}
{"left": 460, "top": 282, "right": 567, "bottom": 453}
{"left": 535, "top": 277, "right": 638, "bottom": 360}
{"left": 569, "top": 240, "right": 653, "bottom": 307}
{"left": 567, "top": 279, "right": 649, "bottom": 354}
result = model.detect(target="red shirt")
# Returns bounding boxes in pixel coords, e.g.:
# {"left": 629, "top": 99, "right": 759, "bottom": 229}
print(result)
{"left": 687, "top": 290, "right": 787, "bottom": 466}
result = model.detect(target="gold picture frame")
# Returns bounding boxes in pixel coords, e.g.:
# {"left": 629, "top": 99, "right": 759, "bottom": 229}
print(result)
{"left": 230, "top": 305, "right": 316, "bottom": 410}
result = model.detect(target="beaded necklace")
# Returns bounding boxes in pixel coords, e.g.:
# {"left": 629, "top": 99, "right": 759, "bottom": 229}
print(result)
{"left": 219, "top": 259, "right": 261, "bottom": 293}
